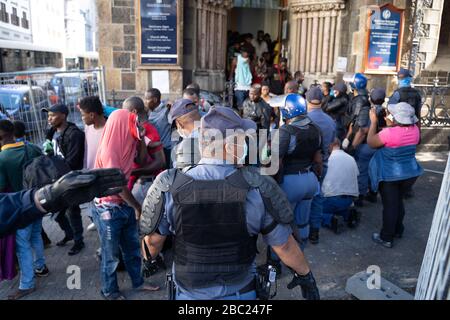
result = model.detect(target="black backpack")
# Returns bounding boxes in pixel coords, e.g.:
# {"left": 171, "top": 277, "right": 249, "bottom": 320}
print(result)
{"left": 23, "top": 155, "right": 71, "bottom": 189}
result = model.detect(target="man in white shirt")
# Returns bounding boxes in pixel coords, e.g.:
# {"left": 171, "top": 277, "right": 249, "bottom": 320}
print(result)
{"left": 321, "top": 138, "right": 360, "bottom": 233}
{"left": 79, "top": 96, "right": 107, "bottom": 232}
{"left": 251, "top": 30, "right": 269, "bottom": 59}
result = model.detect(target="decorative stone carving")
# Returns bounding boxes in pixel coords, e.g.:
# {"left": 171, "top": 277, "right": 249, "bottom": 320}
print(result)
{"left": 291, "top": 0, "right": 345, "bottom": 14}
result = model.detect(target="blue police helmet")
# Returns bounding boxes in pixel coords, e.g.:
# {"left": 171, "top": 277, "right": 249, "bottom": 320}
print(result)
{"left": 281, "top": 94, "right": 307, "bottom": 120}
{"left": 350, "top": 73, "right": 368, "bottom": 90}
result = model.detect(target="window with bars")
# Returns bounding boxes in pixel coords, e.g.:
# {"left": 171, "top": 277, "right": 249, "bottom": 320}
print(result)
{"left": 11, "top": 7, "right": 19, "bottom": 26}
{"left": 0, "top": 2, "right": 9, "bottom": 23}
{"left": 21, "top": 11, "right": 28, "bottom": 29}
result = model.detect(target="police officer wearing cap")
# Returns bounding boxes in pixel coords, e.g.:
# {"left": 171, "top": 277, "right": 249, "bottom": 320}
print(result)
{"left": 389, "top": 68, "right": 422, "bottom": 126}
{"left": 140, "top": 106, "right": 320, "bottom": 300}
{"left": 169, "top": 99, "right": 202, "bottom": 169}
{"left": 266, "top": 94, "right": 322, "bottom": 273}
{"left": 343, "top": 73, "right": 376, "bottom": 207}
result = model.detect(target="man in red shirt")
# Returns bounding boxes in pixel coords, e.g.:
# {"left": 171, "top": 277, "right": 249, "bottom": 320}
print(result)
{"left": 123, "top": 97, "right": 166, "bottom": 201}
{"left": 123, "top": 96, "right": 167, "bottom": 277}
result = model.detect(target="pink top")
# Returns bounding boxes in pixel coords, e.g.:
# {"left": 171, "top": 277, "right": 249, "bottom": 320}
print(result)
{"left": 95, "top": 109, "right": 138, "bottom": 204}
{"left": 378, "top": 125, "right": 420, "bottom": 148}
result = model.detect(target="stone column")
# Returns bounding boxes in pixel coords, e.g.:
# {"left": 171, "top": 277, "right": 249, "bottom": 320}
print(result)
{"left": 290, "top": 0, "right": 345, "bottom": 82}
{"left": 299, "top": 13, "right": 308, "bottom": 72}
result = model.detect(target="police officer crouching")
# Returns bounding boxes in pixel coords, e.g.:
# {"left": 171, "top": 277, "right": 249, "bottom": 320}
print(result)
{"left": 140, "top": 106, "right": 320, "bottom": 300}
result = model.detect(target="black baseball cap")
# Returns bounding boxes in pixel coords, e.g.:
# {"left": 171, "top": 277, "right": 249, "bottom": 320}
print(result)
{"left": 42, "top": 103, "right": 69, "bottom": 115}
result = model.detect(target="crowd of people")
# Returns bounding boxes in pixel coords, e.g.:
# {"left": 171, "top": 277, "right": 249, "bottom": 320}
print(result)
{"left": 0, "top": 56, "right": 425, "bottom": 300}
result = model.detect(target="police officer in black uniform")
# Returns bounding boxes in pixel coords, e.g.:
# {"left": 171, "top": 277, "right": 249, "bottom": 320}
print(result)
{"left": 388, "top": 68, "right": 422, "bottom": 126}
{"left": 342, "top": 73, "right": 376, "bottom": 207}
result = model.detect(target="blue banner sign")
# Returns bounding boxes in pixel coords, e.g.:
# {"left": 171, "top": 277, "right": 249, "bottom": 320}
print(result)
{"left": 365, "top": 4, "right": 404, "bottom": 74}
{"left": 140, "top": 0, "right": 178, "bottom": 65}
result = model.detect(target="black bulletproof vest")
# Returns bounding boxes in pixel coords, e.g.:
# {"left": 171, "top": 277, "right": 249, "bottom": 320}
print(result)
{"left": 170, "top": 169, "right": 257, "bottom": 289}
{"left": 397, "top": 87, "right": 422, "bottom": 118}
{"left": 282, "top": 121, "right": 321, "bottom": 175}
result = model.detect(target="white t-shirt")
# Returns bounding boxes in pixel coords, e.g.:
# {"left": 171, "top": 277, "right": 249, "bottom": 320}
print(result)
{"left": 84, "top": 124, "right": 105, "bottom": 169}
{"left": 251, "top": 39, "right": 268, "bottom": 58}
{"left": 322, "top": 150, "right": 359, "bottom": 198}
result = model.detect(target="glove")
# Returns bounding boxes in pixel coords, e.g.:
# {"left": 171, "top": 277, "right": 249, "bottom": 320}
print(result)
{"left": 287, "top": 271, "right": 320, "bottom": 300}
{"left": 43, "top": 139, "right": 54, "bottom": 155}
{"left": 342, "top": 138, "right": 350, "bottom": 150}
{"left": 35, "top": 168, "right": 126, "bottom": 213}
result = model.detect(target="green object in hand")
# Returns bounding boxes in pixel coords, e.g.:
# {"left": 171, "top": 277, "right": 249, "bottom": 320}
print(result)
{"left": 43, "top": 139, "right": 54, "bottom": 155}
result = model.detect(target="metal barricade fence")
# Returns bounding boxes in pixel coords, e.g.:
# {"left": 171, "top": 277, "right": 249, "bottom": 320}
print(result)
{"left": 0, "top": 67, "right": 106, "bottom": 145}
{"left": 415, "top": 153, "right": 450, "bottom": 300}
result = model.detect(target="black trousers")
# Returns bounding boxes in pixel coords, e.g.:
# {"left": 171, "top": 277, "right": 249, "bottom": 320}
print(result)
{"left": 379, "top": 177, "right": 417, "bottom": 242}
{"left": 55, "top": 205, "right": 84, "bottom": 244}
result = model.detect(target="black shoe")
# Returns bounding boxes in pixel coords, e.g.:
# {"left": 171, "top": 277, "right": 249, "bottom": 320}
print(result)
{"left": 56, "top": 236, "right": 73, "bottom": 247}
{"left": 365, "top": 192, "right": 378, "bottom": 203}
{"left": 372, "top": 233, "right": 393, "bottom": 248}
{"left": 347, "top": 208, "right": 361, "bottom": 229}
{"left": 68, "top": 241, "right": 85, "bottom": 256}
{"left": 35, "top": 265, "right": 49, "bottom": 277}
{"left": 354, "top": 195, "right": 364, "bottom": 207}
{"left": 331, "top": 215, "right": 345, "bottom": 234}
{"left": 309, "top": 229, "right": 319, "bottom": 244}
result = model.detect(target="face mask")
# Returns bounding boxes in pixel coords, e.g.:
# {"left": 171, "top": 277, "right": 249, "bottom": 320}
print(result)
{"left": 226, "top": 143, "right": 248, "bottom": 164}
{"left": 330, "top": 90, "right": 335, "bottom": 98}
{"left": 177, "top": 127, "right": 189, "bottom": 139}
{"left": 398, "top": 77, "right": 412, "bottom": 88}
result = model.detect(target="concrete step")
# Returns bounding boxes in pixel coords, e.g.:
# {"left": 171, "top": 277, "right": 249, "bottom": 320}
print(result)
{"left": 345, "top": 271, "right": 413, "bottom": 300}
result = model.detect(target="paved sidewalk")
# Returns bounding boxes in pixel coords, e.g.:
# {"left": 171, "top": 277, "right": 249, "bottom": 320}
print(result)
{"left": 0, "top": 152, "right": 447, "bottom": 300}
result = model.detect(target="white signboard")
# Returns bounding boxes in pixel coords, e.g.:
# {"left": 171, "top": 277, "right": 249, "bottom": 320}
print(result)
{"left": 152, "top": 70, "right": 170, "bottom": 94}
{"left": 336, "top": 56, "right": 348, "bottom": 73}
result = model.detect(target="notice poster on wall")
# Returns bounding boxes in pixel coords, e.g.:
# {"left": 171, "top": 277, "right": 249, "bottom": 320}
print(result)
{"left": 364, "top": 4, "right": 404, "bottom": 74}
{"left": 139, "top": 0, "right": 178, "bottom": 65}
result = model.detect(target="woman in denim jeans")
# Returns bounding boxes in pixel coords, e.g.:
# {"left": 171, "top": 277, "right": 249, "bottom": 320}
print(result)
{"left": 93, "top": 108, "right": 159, "bottom": 300}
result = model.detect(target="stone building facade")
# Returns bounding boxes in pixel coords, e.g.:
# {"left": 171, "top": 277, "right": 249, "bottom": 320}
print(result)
{"left": 97, "top": 0, "right": 450, "bottom": 99}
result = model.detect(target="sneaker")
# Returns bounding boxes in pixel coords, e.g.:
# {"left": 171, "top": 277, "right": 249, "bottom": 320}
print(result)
{"left": 56, "top": 236, "right": 73, "bottom": 247}
{"left": 372, "top": 233, "right": 393, "bottom": 248}
{"left": 68, "top": 241, "right": 85, "bottom": 256}
{"left": 87, "top": 223, "right": 97, "bottom": 231}
{"left": 331, "top": 215, "right": 345, "bottom": 234}
{"left": 309, "top": 228, "right": 319, "bottom": 245}
{"left": 34, "top": 265, "right": 49, "bottom": 277}
{"left": 101, "top": 291, "right": 127, "bottom": 300}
